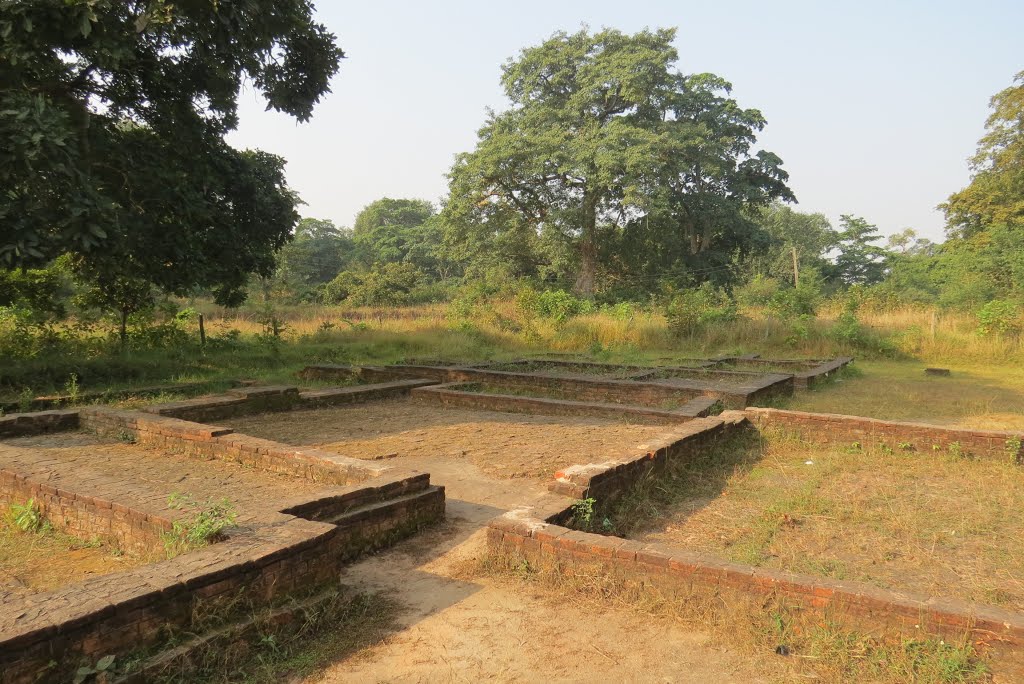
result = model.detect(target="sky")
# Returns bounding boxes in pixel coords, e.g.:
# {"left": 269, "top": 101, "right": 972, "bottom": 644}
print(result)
{"left": 227, "top": 0, "right": 1023, "bottom": 243}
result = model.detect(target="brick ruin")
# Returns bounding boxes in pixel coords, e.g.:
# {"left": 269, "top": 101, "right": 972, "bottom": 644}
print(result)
{"left": 5, "top": 354, "right": 1024, "bottom": 681}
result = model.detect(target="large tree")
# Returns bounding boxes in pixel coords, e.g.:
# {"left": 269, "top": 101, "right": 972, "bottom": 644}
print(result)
{"left": 942, "top": 71, "right": 1024, "bottom": 238}
{"left": 443, "top": 27, "right": 792, "bottom": 297}
{"left": 0, "top": 0, "right": 342, "bottom": 304}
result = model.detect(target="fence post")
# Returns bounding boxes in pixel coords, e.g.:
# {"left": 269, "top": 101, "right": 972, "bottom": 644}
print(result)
{"left": 199, "top": 313, "right": 206, "bottom": 346}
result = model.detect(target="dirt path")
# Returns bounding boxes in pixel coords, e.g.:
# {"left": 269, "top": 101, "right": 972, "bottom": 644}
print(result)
{"left": 314, "top": 514, "right": 784, "bottom": 684}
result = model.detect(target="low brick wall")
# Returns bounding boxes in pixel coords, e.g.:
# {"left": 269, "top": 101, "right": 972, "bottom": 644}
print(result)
{"left": 481, "top": 403, "right": 1024, "bottom": 651}
{"left": 144, "top": 380, "right": 438, "bottom": 421}
{"left": 80, "top": 406, "right": 388, "bottom": 485}
{"left": 0, "top": 478, "right": 444, "bottom": 684}
{"left": 487, "top": 510, "right": 1024, "bottom": 647}
{"left": 746, "top": 407, "right": 1024, "bottom": 462}
{"left": 410, "top": 382, "right": 718, "bottom": 423}
{"left": 0, "top": 469, "right": 171, "bottom": 554}
{"left": 549, "top": 412, "right": 750, "bottom": 501}
{"left": 0, "top": 410, "right": 78, "bottom": 438}
{"left": 0, "top": 404, "right": 446, "bottom": 683}
{"left": 144, "top": 385, "right": 302, "bottom": 421}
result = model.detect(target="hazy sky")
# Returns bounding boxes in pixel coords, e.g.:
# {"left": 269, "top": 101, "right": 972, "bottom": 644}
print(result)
{"left": 227, "top": 0, "right": 1023, "bottom": 243}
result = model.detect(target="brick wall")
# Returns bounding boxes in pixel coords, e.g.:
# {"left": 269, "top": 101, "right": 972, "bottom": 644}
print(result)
{"left": 549, "top": 411, "right": 751, "bottom": 502}
{"left": 487, "top": 511, "right": 1024, "bottom": 647}
{"left": 0, "top": 410, "right": 78, "bottom": 438}
{"left": 746, "top": 407, "right": 1024, "bottom": 462}
{"left": 0, "top": 481, "right": 443, "bottom": 684}
{"left": 0, "top": 469, "right": 171, "bottom": 554}
{"left": 410, "top": 383, "right": 710, "bottom": 423}
{"left": 79, "top": 406, "right": 387, "bottom": 485}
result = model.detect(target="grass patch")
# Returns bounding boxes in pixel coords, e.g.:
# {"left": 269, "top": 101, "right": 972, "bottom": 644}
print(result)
{"left": 479, "top": 550, "right": 989, "bottom": 684}
{"left": 600, "top": 428, "right": 1024, "bottom": 611}
{"left": 0, "top": 505, "right": 147, "bottom": 596}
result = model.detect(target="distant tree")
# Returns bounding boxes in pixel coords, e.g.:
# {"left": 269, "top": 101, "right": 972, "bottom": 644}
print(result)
{"left": 353, "top": 198, "right": 453, "bottom": 277}
{"left": 832, "top": 215, "right": 888, "bottom": 285}
{"left": 276, "top": 218, "right": 355, "bottom": 292}
{"left": 444, "top": 27, "right": 792, "bottom": 298}
{"left": 942, "top": 71, "right": 1024, "bottom": 237}
{"left": 744, "top": 204, "right": 836, "bottom": 285}
{"left": 0, "top": 1, "right": 343, "bottom": 306}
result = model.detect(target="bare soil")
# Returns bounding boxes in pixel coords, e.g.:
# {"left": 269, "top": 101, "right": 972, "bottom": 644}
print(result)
{"left": 226, "top": 398, "right": 672, "bottom": 481}
{"left": 308, "top": 510, "right": 790, "bottom": 684}
{"left": 0, "top": 524, "right": 148, "bottom": 600}
{"left": 1, "top": 431, "right": 334, "bottom": 526}
{"left": 626, "top": 433, "right": 1024, "bottom": 611}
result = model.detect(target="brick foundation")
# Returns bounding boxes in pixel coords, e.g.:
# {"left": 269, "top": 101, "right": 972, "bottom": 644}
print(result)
{"left": 487, "top": 510, "right": 1024, "bottom": 647}
{"left": 745, "top": 407, "right": 1024, "bottom": 462}
{"left": 0, "top": 404, "right": 445, "bottom": 683}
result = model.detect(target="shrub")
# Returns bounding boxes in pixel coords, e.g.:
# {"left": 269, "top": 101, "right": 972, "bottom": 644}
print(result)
{"left": 534, "top": 289, "right": 593, "bottom": 322}
{"left": 665, "top": 283, "right": 737, "bottom": 337}
{"left": 768, "top": 284, "right": 819, "bottom": 320}
{"left": 976, "top": 300, "right": 1021, "bottom": 337}
{"left": 321, "top": 264, "right": 424, "bottom": 307}
{"left": 735, "top": 275, "right": 782, "bottom": 308}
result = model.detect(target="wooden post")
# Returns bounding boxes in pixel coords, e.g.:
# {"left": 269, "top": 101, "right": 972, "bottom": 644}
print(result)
{"left": 198, "top": 313, "right": 206, "bottom": 346}
{"left": 930, "top": 309, "right": 937, "bottom": 341}
{"left": 791, "top": 247, "right": 800, "bottom": 287}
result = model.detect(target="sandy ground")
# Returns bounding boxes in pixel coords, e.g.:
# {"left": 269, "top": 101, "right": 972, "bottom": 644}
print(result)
{"left": 0, "top": 526, "right": 147, "bottom": 599}
{"left": 311, "top": 502, "right": 788, "bottom": 684}
{"left": 226, "top": 399, "right": 674, "bottom": 480}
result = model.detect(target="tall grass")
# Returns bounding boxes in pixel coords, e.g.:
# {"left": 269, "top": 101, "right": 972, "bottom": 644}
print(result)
{"left": 3, "top": 299, "right": 1021, "bottom": 396}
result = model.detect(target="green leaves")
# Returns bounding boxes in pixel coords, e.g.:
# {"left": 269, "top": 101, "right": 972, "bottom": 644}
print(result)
{"left": 0, "top": 0, "right": 342, "bottom": 310}
{"left": 445, "top": 27, "right": 792, "bottom": 297}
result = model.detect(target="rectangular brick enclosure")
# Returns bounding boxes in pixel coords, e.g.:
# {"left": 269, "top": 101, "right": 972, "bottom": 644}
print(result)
{"left": 0, "top": 354, "right": 860, "bottom": 682}
{"left": 486, "top": 406, "right": 1024, "bottom": 653}
{"left": 0, "top": 396, "right": 444, "bottom": 683}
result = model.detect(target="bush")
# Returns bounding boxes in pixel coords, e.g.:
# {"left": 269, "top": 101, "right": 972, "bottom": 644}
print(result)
{"left": 735, "top": 275, "right": 782, "bottom": 308}
{"left": 321, "top": 263, "right": 424, "bottom": 307}
{"left": 768, "top": 284, "right": 819, "bottom": 320}
{"left": 513, "top": 288, "right": 594, "bottom": 323}
{"left": 976, "top": 300, "right": 1021, "bottom": 337}
{"left": 665, "top": 284, "right": 737, "bottom": 337}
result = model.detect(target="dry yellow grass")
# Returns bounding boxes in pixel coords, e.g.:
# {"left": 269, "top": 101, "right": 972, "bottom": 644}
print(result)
{"left": 620, "top": 431, "right": 1024, "bottom": 611}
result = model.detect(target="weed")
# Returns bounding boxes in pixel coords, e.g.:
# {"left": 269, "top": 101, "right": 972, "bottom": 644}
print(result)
{"left": 898, "top": 441, "right": 914, "bottom": 451}
{"left": 7, "top": 499, "right": 47, "bottom": 533}
{"left": 947, "top": 441, "right": 966, "bottom": 459}
{"left": 569, "top": 497, "right": 597, "bottom": 531}
{"left": 73, "top": 655, "right": 115, "bottom": 684}
{"left": 115, "top": 428, "right": 136, "bottom": 444}
{"left": 162, "top": 493, "right": 238, "bottom": 556}
{"left": 1006, "top": 436, "right": 1022, "bottom": 465}
{"left": 63, "top": 372, "right": 80, "bottom": 403}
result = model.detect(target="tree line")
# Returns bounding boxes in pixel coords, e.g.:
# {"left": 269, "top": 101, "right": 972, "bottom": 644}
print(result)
{"left": 2, "top": 7, "right": 1022, "bottom": 334}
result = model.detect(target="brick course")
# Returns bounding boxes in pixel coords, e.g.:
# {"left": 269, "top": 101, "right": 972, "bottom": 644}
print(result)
{"left": 745, "top": 407, "right": 1024, "bottom": 462}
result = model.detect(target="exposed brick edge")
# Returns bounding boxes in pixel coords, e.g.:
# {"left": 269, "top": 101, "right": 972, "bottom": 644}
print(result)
{"left": 356, "top": 365, "right": 772, "bottom": 409}
{"left": 793, "top": 356, "right": 854, "bottom": 389}
{"left": 0, "top": 409, "right": 79, "bottom": 438}
{"left": 78, "top": 406, "right": 388, "bottom": 485}
{"left": 745, "top": 407, "right": 1024, "bottom": 462}
{"left": 299, "top": 379, "right": 438, "bottom": 407}
{"left": 549, "top": 411, "right": 751, "bottom": 500}
{"left": 0, "top": 471, "right": 445, "bottom": 682}
{"left": 410, "top": 383, "right": 702, "bottom": 423}
{"left": 486, "top": 510, "right": 1024, "bottom": 646}
{"left": 0, "top": 467, "right": 172, "bottom": 554}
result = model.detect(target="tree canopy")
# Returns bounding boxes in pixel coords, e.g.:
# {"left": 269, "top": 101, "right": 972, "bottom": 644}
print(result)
{"left": 443, "top": 27, "right": 793, "bottom": 297}
{"left": 0, "top": 0, "right": 342, "bottom": 305}
{"left": 943, "top": 71, "right": 1024, "bottom": 238}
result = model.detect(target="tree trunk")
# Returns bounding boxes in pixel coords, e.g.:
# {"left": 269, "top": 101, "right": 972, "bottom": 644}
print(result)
{"left": 119, "top": 309, "right": 128, "bottom": 347}
{"left": 575, "top": 192, "right": 598, "bottom": 298}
